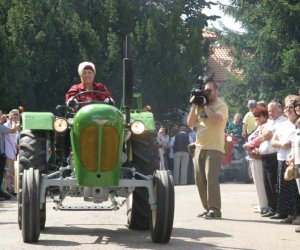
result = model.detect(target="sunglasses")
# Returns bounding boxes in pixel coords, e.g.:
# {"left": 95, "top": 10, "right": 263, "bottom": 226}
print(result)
{"left": 295, "top": 103, "right": 300, "bottom": 108}
{"left": 254, "top": 114, "right": 263, "bottom": 118}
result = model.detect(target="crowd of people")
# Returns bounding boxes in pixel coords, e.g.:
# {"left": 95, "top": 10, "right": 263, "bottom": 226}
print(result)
{"left": 159, "top": 87, "right": 300, "bottom": 234}
{"left": 0, "top": 108, "right": 22, "bottom": 201}
{"left": 157, "top": 123, "right": 195, "bottom": 185}
{"left": 226, "top": 98, "right": 300, "bottom": 233}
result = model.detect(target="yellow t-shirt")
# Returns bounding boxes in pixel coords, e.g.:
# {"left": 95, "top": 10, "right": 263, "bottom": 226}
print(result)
{"left": 242, "top": 111, "right": 256, "bottom": 134}
{"left": 195, "top": 98, "right": 228, "bottom": 153}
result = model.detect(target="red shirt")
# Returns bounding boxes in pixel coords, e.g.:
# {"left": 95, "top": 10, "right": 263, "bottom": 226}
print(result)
{"left": 65, "top": 82, "right": 114, "bottom": 105}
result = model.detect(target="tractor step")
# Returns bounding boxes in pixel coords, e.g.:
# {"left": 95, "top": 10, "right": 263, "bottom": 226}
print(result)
{"left": 56, "top": 205, "right": 114, "bottom": 211}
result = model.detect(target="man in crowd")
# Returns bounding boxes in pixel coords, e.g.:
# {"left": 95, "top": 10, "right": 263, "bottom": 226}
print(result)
{"left": 242, "top": 100, "right": 257, "bottom": 140}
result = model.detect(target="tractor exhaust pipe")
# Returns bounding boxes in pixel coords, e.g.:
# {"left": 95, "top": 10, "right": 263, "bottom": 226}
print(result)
{"left": 123, "top": 36, "right": 133, "bottom": 125}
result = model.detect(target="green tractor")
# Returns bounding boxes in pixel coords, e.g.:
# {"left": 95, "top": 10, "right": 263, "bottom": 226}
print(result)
{"left": 16, "top": 40, "right": 174, "bottom": 244}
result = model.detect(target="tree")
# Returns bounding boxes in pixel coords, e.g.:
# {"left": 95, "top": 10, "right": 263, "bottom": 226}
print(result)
{"left": 218, "top": 0, "right": 300, "bottom": 114}
{"left": 0, "top": 0, "right": 214, "bottom": 124}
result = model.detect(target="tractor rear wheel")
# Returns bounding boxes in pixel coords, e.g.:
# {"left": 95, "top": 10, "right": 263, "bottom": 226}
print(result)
{"left": 127, "top": 131, "right": 160, "bottom": 230}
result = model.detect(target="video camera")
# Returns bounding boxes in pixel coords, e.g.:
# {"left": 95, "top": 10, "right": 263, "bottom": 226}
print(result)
{"left": 190, "top": 76, "right": 210, "bottom": 106}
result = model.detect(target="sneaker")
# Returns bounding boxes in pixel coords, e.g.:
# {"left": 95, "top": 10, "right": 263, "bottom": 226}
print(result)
{"left": 292, "top": 216, "right": 300, "bottom": 225}
{"left": 197, "top": 211, "right": 208, "bottom": 217}
{"left": 203, "top": 210, "right": 222, "bottom": 219}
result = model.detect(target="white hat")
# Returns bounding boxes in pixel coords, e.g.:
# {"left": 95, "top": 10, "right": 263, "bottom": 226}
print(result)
{"left": 78, "top": 62, "right": 96, "bottom": 75}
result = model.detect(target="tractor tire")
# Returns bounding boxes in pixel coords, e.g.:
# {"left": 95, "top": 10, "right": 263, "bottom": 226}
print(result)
{"left": 18, "top": 130, "right": 47, "bottom": 231}
{"left": 19, "top": 130, "right": 47, "bottom": 174}
{"left": 22, "top": 168, "right": 40, "bottom": 243}
{"left": 150, "top": 170, "right": 174, "bottom": 243}
{"left": 127, "top": 131, "right": 160, "bottom": 230}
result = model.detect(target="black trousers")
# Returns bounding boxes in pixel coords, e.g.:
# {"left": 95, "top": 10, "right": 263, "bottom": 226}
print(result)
{"left": 277, "top": 160, "right": 300, "bottom": 216}
{"left": 261, "top": 154, "right": 278, "bottom": 211}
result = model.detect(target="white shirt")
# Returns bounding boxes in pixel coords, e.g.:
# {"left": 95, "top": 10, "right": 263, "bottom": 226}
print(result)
{"left": 4, "top": 120, "right": 18, "bottom": 160}
{"left": 292, "top": 128, "right": 300, "bottom": 164}
{"left": 259, "top": 115, "right": 286, "bottom": 155}
{"left": 274, "top": 119, "right": 296, "bottom": 161}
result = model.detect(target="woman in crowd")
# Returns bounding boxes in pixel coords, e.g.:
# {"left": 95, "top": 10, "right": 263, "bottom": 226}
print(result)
{"left": 157, "top": 125, "right": 170, "bottom": 170}
{"left": 286, "top": 96, "right": 300, "bottom": 232}
{"left": 271, "top": 95, "right": 300, "bottom": 225}
{"left": 243, "top": 107, "right": 269, "bottom": 213}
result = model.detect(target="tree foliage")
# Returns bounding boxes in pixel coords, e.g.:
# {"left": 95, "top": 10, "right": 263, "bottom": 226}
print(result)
{"left": 219, "top": 0, "right": 300, "bottom": 114}
{"left": 0, "top": 0, "right": 213, "bottom": 123}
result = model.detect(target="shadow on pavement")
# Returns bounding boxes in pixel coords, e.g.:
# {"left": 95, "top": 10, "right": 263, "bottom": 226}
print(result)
{"left": 35, "top": 225, "right": 241, "bottom": 250}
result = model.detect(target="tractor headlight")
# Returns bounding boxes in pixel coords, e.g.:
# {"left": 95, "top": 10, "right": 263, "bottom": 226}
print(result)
{"left": 131, "top": 120, "right": 145, "bottom": 135}
{"left": 53, "top": 118, "right": 68, "bottom": 132}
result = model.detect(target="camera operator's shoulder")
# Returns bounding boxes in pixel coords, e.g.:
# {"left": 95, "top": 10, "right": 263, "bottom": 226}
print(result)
{"left": 215, "top": 99, "right": 228, "bottom": 116}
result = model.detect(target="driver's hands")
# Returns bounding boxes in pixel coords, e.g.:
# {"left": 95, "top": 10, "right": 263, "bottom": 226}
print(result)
{"left": 67, "top": 98, "right": 79, "bottom": 109}
{"left": 104, "top": 97, "right": 115, "bottom": 106}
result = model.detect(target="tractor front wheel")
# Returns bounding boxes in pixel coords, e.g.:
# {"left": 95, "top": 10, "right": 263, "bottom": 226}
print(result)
{"left": 150, "top": 170, "right": 174, "bottom": 243}
{"left": 22, "top": 168, "right": 40, "bottom": 243}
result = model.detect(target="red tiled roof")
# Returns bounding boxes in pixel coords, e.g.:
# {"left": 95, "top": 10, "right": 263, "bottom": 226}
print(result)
{"left": 207, "top": 46, "right": 238, "bottom": 83}
{"left": 202, "top": 30, "right": 240, "bottom": 84}
{"left": 202, "top": 29, "right": 217, "bottom": 42}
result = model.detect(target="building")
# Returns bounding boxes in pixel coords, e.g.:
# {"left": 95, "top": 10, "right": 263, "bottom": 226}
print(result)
{"left": 203, "top": 30, "right": 239, "bottom": 85}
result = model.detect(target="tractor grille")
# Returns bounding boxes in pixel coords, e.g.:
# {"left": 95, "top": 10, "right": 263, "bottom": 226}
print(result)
{"left": 79, "top": 125, "right": 119, "bottom": 172}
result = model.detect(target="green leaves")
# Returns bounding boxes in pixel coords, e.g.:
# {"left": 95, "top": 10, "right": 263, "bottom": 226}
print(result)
{"left": 220, "top": 0, "right": 300, "bottom": 115}
{"left": 0, "top": 0, "right": 212, "bottom": 123}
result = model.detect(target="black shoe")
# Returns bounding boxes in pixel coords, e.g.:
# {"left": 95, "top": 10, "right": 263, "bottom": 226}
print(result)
{"left": 262, "top": 211, "right": 276, "bottom": 217}
{"left": 260, "top": 207, "right": 269, "bottom": 215}
{"left": 270, "top": 213, "right": 287, "bottom": 219}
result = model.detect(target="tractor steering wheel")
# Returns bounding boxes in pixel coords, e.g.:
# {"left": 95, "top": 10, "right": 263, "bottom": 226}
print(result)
{"left": 67, "top": 90, "right": 113, "bottom": 108}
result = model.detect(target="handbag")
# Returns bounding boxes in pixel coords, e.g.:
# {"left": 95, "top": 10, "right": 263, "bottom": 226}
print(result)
{"left": 284, "top": 162, "right": 300, "bottom": 181}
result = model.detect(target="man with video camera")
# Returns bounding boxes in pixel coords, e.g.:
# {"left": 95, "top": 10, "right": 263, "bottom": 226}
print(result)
{"left": 187, "top": 78, "right": 228, "bottom": 219}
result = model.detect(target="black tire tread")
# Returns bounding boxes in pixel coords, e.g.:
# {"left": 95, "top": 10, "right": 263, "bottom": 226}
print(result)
{"left": 151, "top": 170, "right": 174, "bottom": 243}
{"left": 127, "top": 131, "right": 160, "bottom": 230}
{"left": 22, "top": 168, "right": 40, "bottom": 242}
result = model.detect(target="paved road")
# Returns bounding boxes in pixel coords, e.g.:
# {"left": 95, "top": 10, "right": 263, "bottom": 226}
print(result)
{"left": 0, "top": 183, "right": 299, "bottom": 250}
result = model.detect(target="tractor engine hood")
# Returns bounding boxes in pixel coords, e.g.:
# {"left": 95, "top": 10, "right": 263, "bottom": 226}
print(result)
{"left": 70, "top": 104, "right": 125, "bottom": 186}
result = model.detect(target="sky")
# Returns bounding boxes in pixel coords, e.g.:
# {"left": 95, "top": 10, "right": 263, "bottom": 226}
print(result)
{"left": 202, "top": 0, "right": 245, "bottom": 33}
